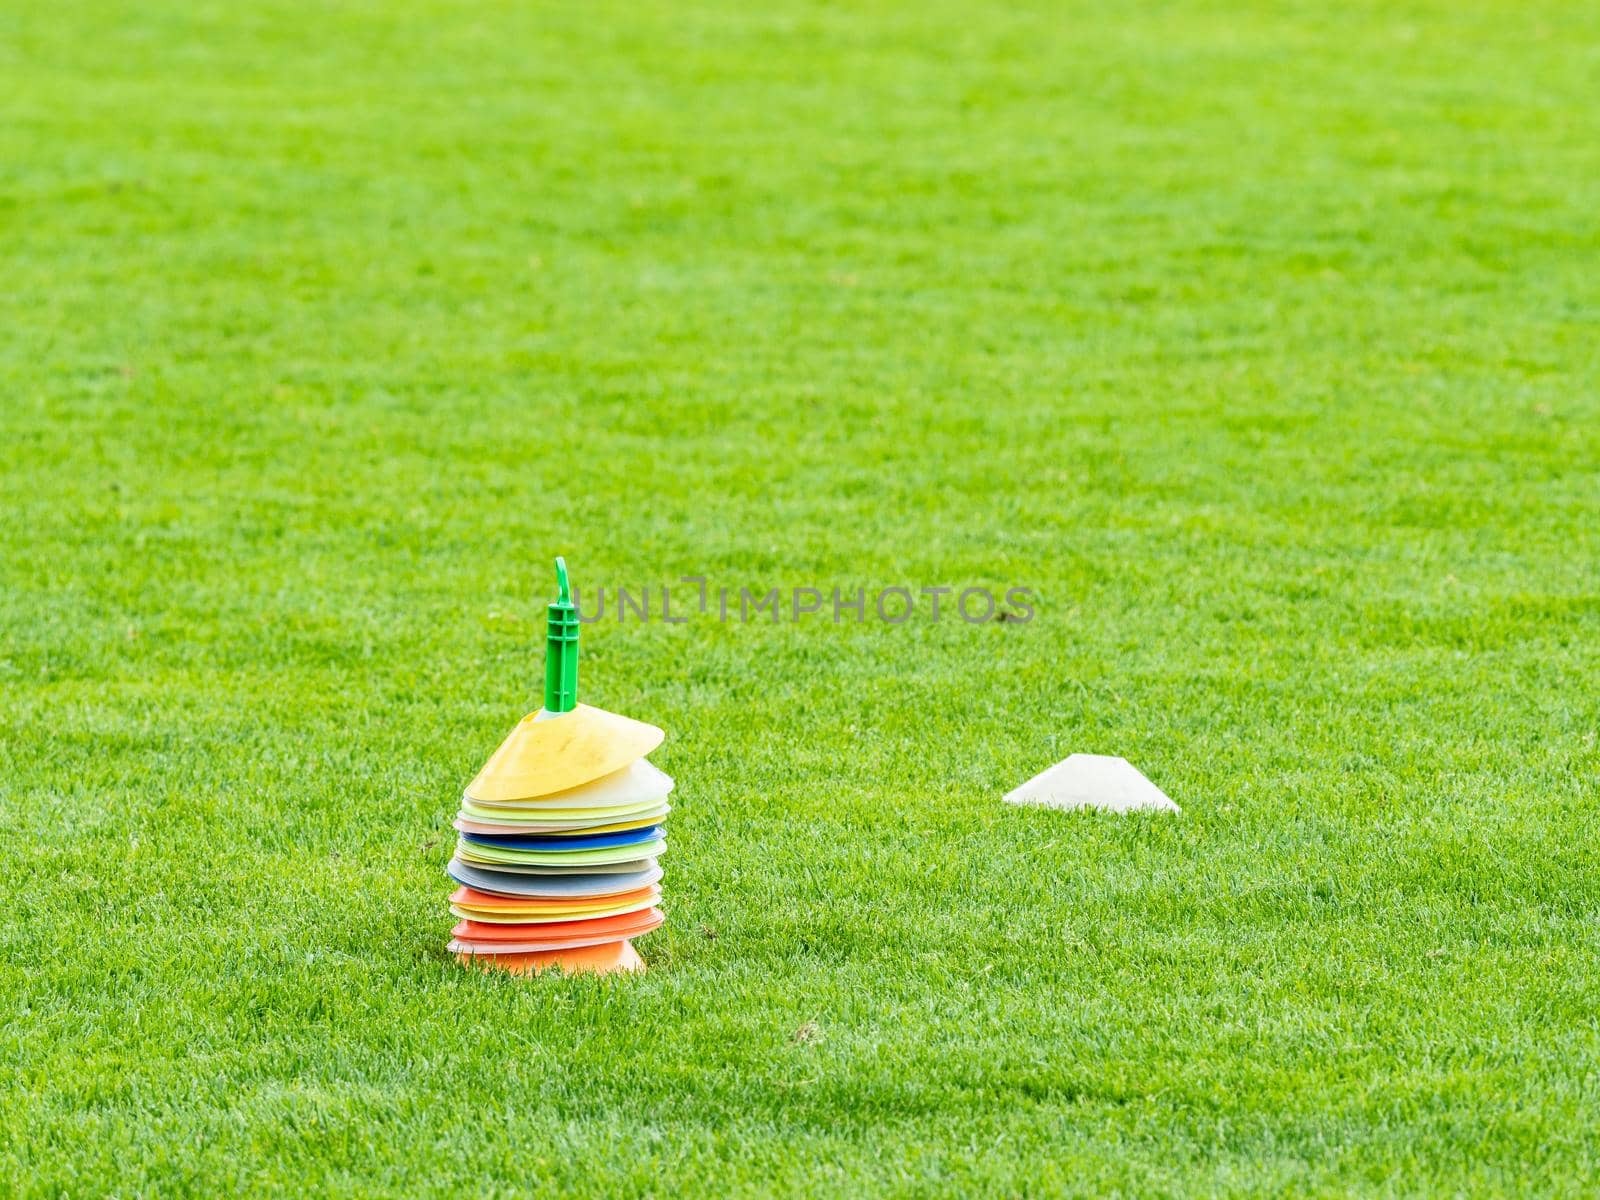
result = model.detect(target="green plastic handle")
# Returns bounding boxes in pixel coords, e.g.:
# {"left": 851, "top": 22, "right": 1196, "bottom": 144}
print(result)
{"left": 543, "top": 557, "right": 579, "bottom": 713}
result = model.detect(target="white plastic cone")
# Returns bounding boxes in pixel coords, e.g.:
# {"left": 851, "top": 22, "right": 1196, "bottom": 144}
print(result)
{"left": 1004, "top": 754, "right": 1179, "bottom": 814}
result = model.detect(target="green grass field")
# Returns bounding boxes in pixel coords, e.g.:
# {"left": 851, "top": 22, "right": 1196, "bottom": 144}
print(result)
{"left": 4, "top": 1, "right": 1599, "bottom": 1194}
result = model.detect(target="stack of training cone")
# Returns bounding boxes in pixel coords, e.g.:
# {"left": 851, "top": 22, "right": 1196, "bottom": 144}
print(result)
{"left": 448, "top": 558, "right": 670, "bottom": 976}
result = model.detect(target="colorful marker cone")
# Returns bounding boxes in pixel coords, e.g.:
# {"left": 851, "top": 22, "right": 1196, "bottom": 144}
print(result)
{"left": 449, "top": 557, "right": 671, "bottom": 976}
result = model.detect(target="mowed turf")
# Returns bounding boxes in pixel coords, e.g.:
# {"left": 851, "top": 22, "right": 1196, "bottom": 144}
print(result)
{"left": 2, "top": 1, "right": 1599, "bottom": 1194}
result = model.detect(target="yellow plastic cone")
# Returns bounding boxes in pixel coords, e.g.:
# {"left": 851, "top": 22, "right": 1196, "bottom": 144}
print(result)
{"left": 466, "top": 704, "right": 664, "bottom": 802}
